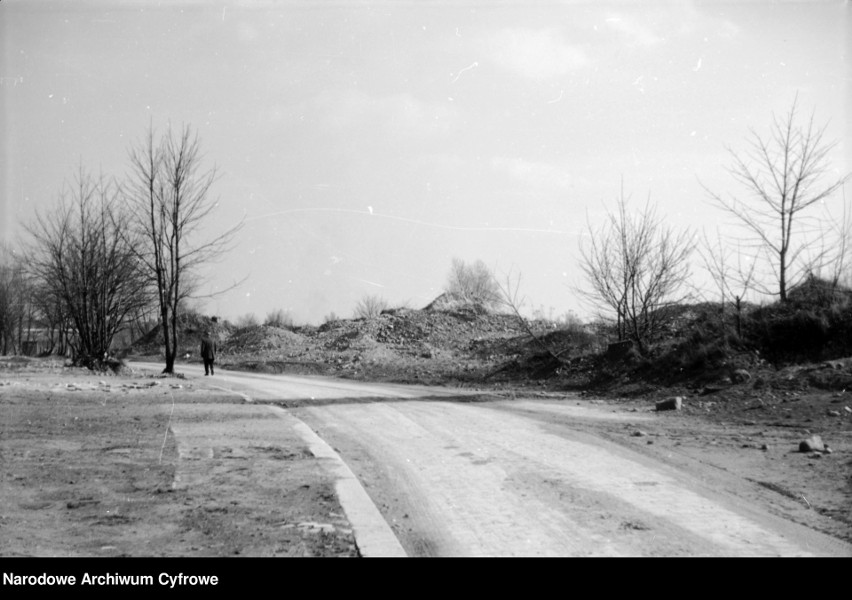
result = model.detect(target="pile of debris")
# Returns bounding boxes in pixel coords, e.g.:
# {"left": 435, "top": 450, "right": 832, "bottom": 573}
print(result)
{"left": 222, "top": 325, "right": 306, "bottom": 357}
{"left": 123, "top": 313, "right": 232, "bottom": 358}
{"left": 185, "top": 304, "right": 528, "bottom": 382}
{"left": 125, "top": 300, "right": 557, "bottom": 384}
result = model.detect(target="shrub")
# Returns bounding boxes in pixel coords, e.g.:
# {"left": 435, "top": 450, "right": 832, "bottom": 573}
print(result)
{"left": 742, "top": 281, "right": 852, "bottom": 364}
{"left": 353, "top": 295, "right": 388, "bottom": 319}
{"left": 540, "top": 319, "right": 605, "bottom": 357}
{"left": 264, "top": 308, "right": 294, "bottom": 329}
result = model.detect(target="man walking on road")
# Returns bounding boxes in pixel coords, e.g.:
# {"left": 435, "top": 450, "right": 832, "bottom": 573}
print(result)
{"left": 201, "top": 332, "right": 217, "bottom": 376}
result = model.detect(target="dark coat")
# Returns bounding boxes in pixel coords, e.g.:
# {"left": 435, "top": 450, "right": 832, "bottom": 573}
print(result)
{"left": 200, "top": 337, "right": 217, "bottom": 360}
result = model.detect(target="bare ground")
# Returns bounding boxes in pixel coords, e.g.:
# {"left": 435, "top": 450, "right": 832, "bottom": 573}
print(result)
{"left": 0, "top": 358, "right": 357, "bottom": 557}
{"left": 1, "top": 354, "right": 850, "bottom": 556}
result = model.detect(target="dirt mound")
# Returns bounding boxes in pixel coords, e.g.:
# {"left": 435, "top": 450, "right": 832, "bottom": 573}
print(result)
{"left": 424, "top": 292, "right": 490, "bottom": 314}
{"left": 310, "top": 307, "right": 522, "bottom": 357}
{"left": 222, "top": 325, "right": 306, "bottom": 356}
{"left": 125, "top": 313, "right": 230, "bottom": 357}
{"left": 212, "top": 305, "right": 527, "bottom": 383}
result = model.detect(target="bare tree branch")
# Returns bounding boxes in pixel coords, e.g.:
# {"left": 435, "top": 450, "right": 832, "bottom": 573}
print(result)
{"left": 579, "top": 184, "right": 695, "bottom": 355}
{"left": 124, "top": 124, "right": 243, "bottom": 373}
{"left": 493, "top": 267, "right": 567, "bottom": 361}
{"left": 24, "top": 168, "right": 151, "bottom": 367}
{"left": 701, "top": 98, "right": 850, "bottom": 301}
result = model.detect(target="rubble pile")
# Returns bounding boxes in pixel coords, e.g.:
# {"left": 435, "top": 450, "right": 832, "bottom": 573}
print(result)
{"left": 222, "top": 325, "right": 306, "bottom": 356}
{"left": 125, "top": 298, "right": 595, "bottom": 385}
{"left": 191, "top": 306, "right": 527, "bottom": 382}
{"left": 125, "top": 313, "right": 232, "bottom": 358}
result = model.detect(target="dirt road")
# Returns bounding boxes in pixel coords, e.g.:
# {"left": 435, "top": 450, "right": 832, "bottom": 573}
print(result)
{"left": 133, "top": 362, "right": 852, "bottom": 557}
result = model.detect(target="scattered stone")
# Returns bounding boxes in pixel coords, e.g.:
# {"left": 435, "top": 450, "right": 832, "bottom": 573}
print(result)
{"left": 798, "top": 435, "right": 828, "bottom": 453}
{"left": 809, "top": 452, "right": 823, "bottom": 459}
{"left": 631, "top": 430, "right": 648, "bottom": 437}
{"left": 845, "top": 406, "right": 852, "bottom": 414}
{"left": 761, "top": 444, "right": 769, "bottom": 451}
{"left": 827, "top": 410, "right": 841, "bottom": 417}
{"left": 655, "top": 397, "right": 682, "bottom": 411}
{"left": 799, "top": 435, "right": 831, "bottom": 454}
{"left": 646, "top": 439, "right": 654, "bottom": 445}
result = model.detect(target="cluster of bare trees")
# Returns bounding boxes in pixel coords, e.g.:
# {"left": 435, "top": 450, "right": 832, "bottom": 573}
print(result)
{"left": 12, "top": 124, "right": 240, "bottom": 371}
{"left": 25, "top": 170, "right": 151, "bottom": 365}
{"left": 6, "top": 99, "right": 846, "bottom": 367}
{"left": 0, "top": 245, "right": 32, "bottom": 354}
{"left": 580, "top": 98, "right": 849, "bottom": 354}
{"left": 0, "top": 242, "right": 76, "bottom": 357}
{"left": 445, "top": 258, "right": 502, "bottom": 310}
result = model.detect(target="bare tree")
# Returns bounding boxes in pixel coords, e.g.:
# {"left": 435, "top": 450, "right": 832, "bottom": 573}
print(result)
{"left": 353, "top": 294, "right": 388, "bottom": 319}
{"left": 0, "top": 243, "right": 28, "bottom": 355}
{"left": 495, "top": 268, "right": 564, "bottom": 361}
{"left": 702, "top": 98, "right": 850, "bottom": 302}
{"left": 821, "top": 184, "right": 852, "bottom": 289}
{"left": 125, "top": 124, "right": 242, "bottom": 373}
{"left": 445, "top": 258, "right": 502, "bottom": 310}
{"left": 698, "top": 229, "right": 758, "bottom": 337}
{"left": 25, "top": 170, "right": 151, "bottom": 366}
{"left": 29, "top": 279, "right": 73, "bottom": 356}
{"left": 579, "top": 187, "right": 694, "bottom": 355}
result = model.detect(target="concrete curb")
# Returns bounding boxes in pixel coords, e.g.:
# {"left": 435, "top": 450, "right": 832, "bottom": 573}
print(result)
{"left": 267, "top": 406, "right": 407, "bottom": 558}
{"left": 207, "top": 383, "right": 253, "bottom": 403}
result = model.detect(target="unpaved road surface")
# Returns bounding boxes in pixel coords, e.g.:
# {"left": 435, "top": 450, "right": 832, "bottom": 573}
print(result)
{"left": 134, "top": 362, "right": 852, "bottom": 557}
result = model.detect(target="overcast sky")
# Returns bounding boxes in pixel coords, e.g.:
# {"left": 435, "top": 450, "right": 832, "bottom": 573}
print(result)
{"left": 2, "top": 0, "right": 849, "bottom": 324}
